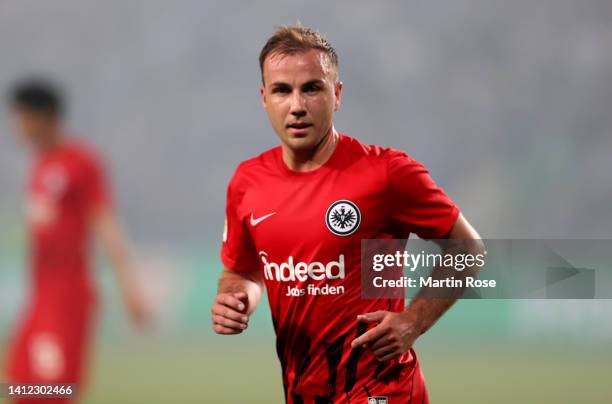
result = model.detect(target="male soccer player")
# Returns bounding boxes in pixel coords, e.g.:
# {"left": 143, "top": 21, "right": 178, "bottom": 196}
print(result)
{"left": 212, "top": 26, "right": 484, "bottom": 403}
{"left": 4, "top": 79, "right": 148, "bottom": 403}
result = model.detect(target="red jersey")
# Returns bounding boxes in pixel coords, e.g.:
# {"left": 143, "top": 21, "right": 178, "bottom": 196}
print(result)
{"left": 27, "top": 140, "right": 110, "bottom": 305}
{"left": 221, "top": 134, "right": 459, "bottom": 403}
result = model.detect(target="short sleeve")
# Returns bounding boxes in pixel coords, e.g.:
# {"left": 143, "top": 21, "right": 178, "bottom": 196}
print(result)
{"left": 81, "top": 151, "right": 111, "bottom": 215}
{"left": 387, "top": 151, "right": 459, "bottom": 239}
{"left": 220, "top": 173, "right": 260, "bottom": 273}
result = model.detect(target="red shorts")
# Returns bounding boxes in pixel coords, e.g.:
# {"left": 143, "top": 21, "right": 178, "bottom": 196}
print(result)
{"left": 5, "top": 297, "right": 95, "bottom": 404}
{"left": 287, "top": 352, "right": 429, "bottom": 404}
{"left": 339, "top": 357, "right": 429, "bottom": 404}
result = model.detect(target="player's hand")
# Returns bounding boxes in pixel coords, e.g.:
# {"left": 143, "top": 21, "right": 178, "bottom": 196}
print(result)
{"left": 122, "top": 283, "right": 152, "bottom": 330}
{"left": 211, "top": 291, "right": 250, "bottom": 335}
{"left": 350, "top": 310, "right": 422, "bottom": 363}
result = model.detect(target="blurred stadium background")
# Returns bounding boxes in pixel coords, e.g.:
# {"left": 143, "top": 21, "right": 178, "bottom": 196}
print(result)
{"left": 1, "top": 0, "right": 611, "bottom": 402}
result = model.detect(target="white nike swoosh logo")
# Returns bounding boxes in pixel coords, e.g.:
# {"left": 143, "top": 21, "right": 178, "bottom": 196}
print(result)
{"left": 250, "top": 212, "right": 276, "bottom": 226}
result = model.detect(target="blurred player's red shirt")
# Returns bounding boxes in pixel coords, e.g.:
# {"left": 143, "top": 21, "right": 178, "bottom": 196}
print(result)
{"left": 27, "top": 140, "right": 109, "bottom": 304}
{"left": 7, "top": 140, "right": 109, "bottom": 395}
{"left": 222, "top": 134, "right": 459, "bottom": 403}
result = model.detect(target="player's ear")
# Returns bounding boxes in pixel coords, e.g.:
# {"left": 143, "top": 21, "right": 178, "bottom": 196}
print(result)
{"left": 333, "top": 81, "right": 343, "bottom": 112}
{"left": 260, "top": 86, "right": 267, "bottom": 109}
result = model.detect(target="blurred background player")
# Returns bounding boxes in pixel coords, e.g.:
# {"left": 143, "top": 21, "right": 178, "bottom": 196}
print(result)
{"left": 4, "top": 79, "right": 149, "bottom": 403}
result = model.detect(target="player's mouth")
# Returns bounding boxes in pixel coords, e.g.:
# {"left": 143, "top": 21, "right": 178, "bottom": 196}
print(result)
{"left": 286, "top": 122, "right": 312, "bottom": 136}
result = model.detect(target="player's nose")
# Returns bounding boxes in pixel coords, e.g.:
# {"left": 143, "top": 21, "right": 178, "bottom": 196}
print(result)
{"left": 289, "top": 91, "right": 306, "bottom": 116}
{"left": 290, "top": 109, "right": 307, "bottom": 119}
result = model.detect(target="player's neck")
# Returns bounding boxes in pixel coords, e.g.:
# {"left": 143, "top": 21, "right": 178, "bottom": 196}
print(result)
{"left": 34, "top": 129, "right": 64, "bottom": 154}
{"left": 282, "top": 128, "right": 339, "bottom": 172}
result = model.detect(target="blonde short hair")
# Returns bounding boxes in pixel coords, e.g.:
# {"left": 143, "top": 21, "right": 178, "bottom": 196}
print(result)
{"left": 259, "top": 25, "right": 338, "bottom": 84}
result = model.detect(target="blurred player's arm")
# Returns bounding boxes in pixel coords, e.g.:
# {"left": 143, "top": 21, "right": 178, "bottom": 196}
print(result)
{"left": 352, "top": 213, "right": 484, "bottom": 361}
{"left": 91, "top": 207, "right": 150, "bottom": 329}
{"left": 211, "top": 267, "right": 264, "bottom": 335}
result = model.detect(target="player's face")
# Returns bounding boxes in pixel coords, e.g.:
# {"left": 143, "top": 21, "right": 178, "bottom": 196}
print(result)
{"left": 11, "top": 109, "right": 57, "bottom": 150}
{"left": 261, "top": 49, "right": 342, "bottom": 153}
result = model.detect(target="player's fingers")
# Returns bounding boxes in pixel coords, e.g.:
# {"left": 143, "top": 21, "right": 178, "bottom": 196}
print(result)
{"left": 211, "top": 303, "right": 249, "bottom": 324}
{"left": 215, "top": 293, "right": 246, "bottom": 312}
{"left": 357, "top": 311, "right": 387, "bottom": 323}
{"left": 370, "top": 335, "right": 394, "bottom": 351}
{"left": 379, "top": 351, "right": 401, "bottom": 363}
{"left": 351, "top": 325, "right": 387, "bottom": 348}
{"left": 233, "top": 292, "right": 250, "bottom": 313}
{"left": 212, "top": 314, "right": 248, "bottom": 331}
{"left": 233, "top": 291, "right": 248, "bottom": 302}
{"left": 372, "top": 344, "right": 396, "bottom": 359}
{"left": 212, "top": 323, "right": 242, "bottom": 335}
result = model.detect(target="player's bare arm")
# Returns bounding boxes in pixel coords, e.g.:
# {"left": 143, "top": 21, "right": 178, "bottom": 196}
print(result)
{"left": 212, "top": 267, "right": 264, "bottom": 335}
{"left": 352, "top": 213, "right": 485, "bottom": 362}
{"left": 91, "top": 207, "right": 151, "bottom": 329}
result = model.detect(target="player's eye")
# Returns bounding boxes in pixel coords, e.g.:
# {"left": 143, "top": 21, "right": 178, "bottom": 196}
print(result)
{"left": 302, "top": 83, "right": 322, "bottom": 93}
{"left": 271, "top": 85, "right": 291, "bottom": 94}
